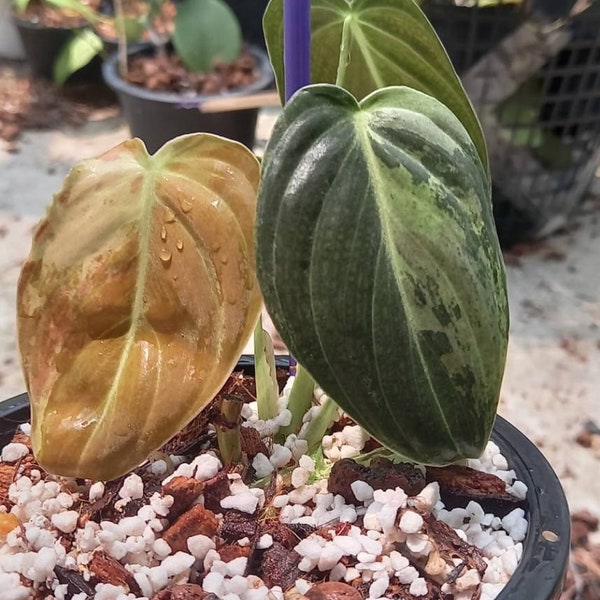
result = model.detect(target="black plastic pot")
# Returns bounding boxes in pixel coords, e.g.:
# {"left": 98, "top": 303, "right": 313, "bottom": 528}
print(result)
{"left": 13, "top": 17, "right": 102, "bottom": 83}
{"left": 0, "top": 358, "right": 570, "bottom": 600}
{"left": 102, "top": 45, "right": 274, "bottom": 154}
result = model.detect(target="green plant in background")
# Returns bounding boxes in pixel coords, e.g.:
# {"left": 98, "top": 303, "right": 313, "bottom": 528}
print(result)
{"left": 111, "top": 0, "right": 242, "bottom": 74}
{"left": 496, "top": 77, "right": 573, "bottom": 170}
{"left": 53, "top": 27, "right": 103, "bottom": 84}
{"left": 172, "top": 0, "right": 241, "bottom": 72}
{"left": 17, "top": 0, "right": 508, "bottom": 480}
{"left": 13, "top": 0, "right": 104, "bottom": 84}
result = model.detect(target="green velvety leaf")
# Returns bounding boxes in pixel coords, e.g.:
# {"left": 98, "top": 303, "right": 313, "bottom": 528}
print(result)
{"left": 263, "top": 0, "right": 487, "bottom": 169}
{"left": 18, "top": 134, "right": 262, "bottom": 480}
{"left": 256, "top": 84, "right": 508, "bottom": 465}
{"left": 53, "top": 29, "right": 102, "bottom": 86}
{"left": 173, "top": 0, "right": 241, "bottom": 73}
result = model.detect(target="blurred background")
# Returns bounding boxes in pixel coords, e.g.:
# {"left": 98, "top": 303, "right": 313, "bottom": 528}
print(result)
{"left": 0, "top": 0, "right": 599, "bottom": 595}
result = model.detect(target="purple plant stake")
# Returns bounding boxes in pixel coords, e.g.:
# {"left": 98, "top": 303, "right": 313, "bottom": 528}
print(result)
{"left": 283, "top": 0, "right": 311, "bottom": 372}
{"left": 284, "top": 0, "right": 311, "bottom": 102}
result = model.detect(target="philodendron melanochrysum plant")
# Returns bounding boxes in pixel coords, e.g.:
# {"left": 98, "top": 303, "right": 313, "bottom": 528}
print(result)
{"left": 17, "top": 0, "right": 508, "bottom": 481}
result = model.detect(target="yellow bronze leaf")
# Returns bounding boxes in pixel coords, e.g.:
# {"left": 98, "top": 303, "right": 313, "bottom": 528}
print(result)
{"left": 17, "top": 134, "right": 262, "bottom": 480}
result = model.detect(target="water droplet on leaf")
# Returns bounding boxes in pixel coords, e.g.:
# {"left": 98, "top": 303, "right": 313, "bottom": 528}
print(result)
{"left": 180, "top": 199, "right": 193, "bottom": 213}
{"left": 176, "top": 239, "right": 184, "bottom": 252}
{"left": 159, "top": 248, "right": 172, "bottom": 266}
{"left": 160, "top": 226, "right": 167, "bottom": 241}
{"left": 164, "top": 208, "right": 175, "bottom": 223}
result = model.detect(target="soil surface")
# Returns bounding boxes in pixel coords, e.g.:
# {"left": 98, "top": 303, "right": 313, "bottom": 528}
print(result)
{"left": 125, "top": 50, "right": 259, "bottom": 95}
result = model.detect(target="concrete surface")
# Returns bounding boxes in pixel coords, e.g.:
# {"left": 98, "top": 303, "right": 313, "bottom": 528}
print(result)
{"left": 0, "top": 108, "right": 599, "bottom": 530}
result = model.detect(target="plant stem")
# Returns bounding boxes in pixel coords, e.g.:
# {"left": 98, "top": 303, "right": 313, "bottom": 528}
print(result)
{"left": 114, "top": 0, "right": 128, "bottom": 78}
{"left": 301, "top": 396, "right": 339, "bottom": 453}
{"left": 279, "top": 364, "right": 315, "bottom": 438}
{"left": 284, "top": 0, "right": 311, "bottom": 101}
{"left": 253, "top": 316, "right": 280, "bottom": 421}
{"left": 216, "top": 394, "right": 243, "bottom": 465}
{"left": 336, "top": 16, "right": 352, "bottom": 87}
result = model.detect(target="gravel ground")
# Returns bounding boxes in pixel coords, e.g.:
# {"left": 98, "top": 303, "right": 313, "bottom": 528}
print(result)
{"left": 0, "top": 77, "right": 599, "bottom": 546}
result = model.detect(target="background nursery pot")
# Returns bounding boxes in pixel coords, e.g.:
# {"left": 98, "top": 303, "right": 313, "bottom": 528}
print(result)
{"left": 13, "top": 17, "right": 102, "bottom": 81}
{"left": 0, "top": 366, "right": 571, "bottom": 600}
{"left": 102, "top": 45, "right": 274, "bottom": 153}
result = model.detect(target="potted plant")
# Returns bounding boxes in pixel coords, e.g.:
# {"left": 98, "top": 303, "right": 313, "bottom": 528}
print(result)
{"left": 101, "top": 0, "right": 275, "bottom": 153}
{"left": 2, "top": 0, "right": 569, "bottom": 598}
{"left": 11, "top": 0, "right": 106, "bottom": 82}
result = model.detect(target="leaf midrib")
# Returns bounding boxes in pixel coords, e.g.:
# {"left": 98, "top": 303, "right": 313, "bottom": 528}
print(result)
{"left": 82, "top": 168, "right": 157, "bottom": 458}
{"left": 353, "top": 110, "right": 458, "bottom": 450}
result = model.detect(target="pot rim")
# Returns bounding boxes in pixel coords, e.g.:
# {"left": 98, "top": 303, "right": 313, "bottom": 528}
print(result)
{"left": 0, "top": 361, "right": 570, "bottom": 600}
{"left": 102, "top": 44, "right": 274, "bottom": 106}
{"left": 12, "top": 14, "right": 86, "bottom": 31}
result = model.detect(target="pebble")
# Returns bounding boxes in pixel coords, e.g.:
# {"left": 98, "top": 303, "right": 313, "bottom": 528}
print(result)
{"left": 350, "top": 480, "right": 374, "bottom": 502}
{"left": 220, "top": 492, "right": 259, "bottom": 514}
{"left": 269, "top": 444, "right": 292, "bottom": 469}
{"left": 399, "top": 510, "right": 424, "bottom": 534}
{"left": 1, "top": 443, "right": 29, "bottom": 463}
{"left": 50, "top": 511, "right": 78, "bottom": 534}
{"left": 252, "top": 453, "right": 274, "bottom": 478}
{"left": 409, "top": 577, "right": 429, "bottom": 596}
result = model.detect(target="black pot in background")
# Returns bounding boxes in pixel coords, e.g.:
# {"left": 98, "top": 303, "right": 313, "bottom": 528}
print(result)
{"left": 13, "top": 17, "right": 102, "bottom": 83}
{"left": 102, "top": 45, "right": 274, "bottom": 154}
{"left": 1, "top": 355, "right": 570, "bottom": 600}
{"left": 223, "top": 0, "right": 269, "bottom": 49}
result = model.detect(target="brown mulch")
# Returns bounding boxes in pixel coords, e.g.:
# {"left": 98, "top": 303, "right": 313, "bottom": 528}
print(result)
{"left": 125, "top": 50, "right": 259, "bottom": 96}
{"left": 0, "top": 61, "right": 118, "bottom": 150}
{"left": 13, "top": 0, "right": 95, "bottom": 28}
{"left": 562, "top": 511, "right": 600, "bottom": 599}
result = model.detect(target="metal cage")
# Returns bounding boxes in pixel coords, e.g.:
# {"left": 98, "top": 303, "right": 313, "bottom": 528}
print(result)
{"left": 422, "top": 0, "right": 600, "bottom": 244}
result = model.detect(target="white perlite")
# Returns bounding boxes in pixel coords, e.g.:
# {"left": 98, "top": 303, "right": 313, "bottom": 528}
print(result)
{"left": 1, "top": 443, "right": 29, "bottom": 463}
{"left": 0, "top": 398, "right": 528, "bottom": 600}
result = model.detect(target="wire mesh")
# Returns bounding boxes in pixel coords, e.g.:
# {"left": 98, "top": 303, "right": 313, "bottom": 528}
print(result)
{"left": 422, "top": 0, "right": 600, "bottom": 243}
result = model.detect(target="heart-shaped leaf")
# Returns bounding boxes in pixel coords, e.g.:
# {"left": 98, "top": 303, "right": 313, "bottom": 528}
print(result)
{"left": 18, "top": 134, "right": 262, "bottom": 480}
{"left": 173, "top": 0, "right": 241, "bottom": 73}
{"left": 263, "top": 0, "right": 487, "bottom": 169}
{"left": 256, "top": 85, "right": 508, "bottom": 465}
